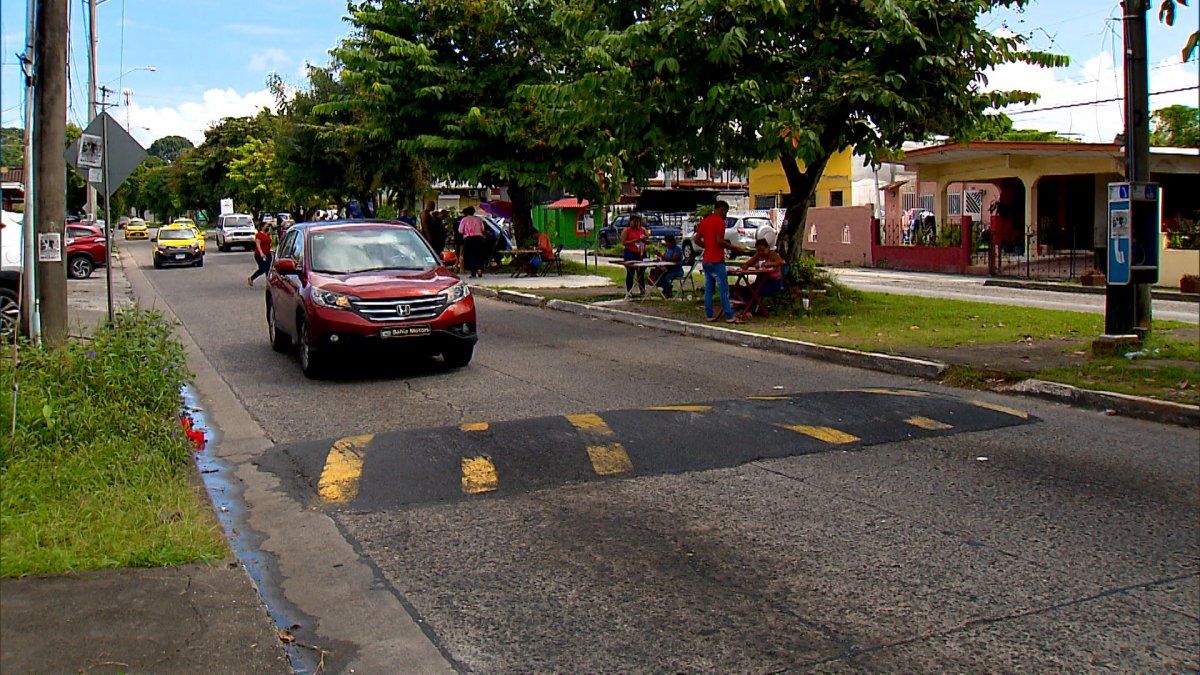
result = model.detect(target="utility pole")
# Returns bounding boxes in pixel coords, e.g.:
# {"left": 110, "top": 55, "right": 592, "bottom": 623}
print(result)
{"left": 1124, "top": 0, "right": 1153, "bottom": 336}
{"left": 85, "top": 0, "right": 98, "bottom": 223}
{"left": 98, "top": 86, "right": 116, "bottom": 323}
{"left": 21, "top": 0, "right": 39, "bottom": 340}
{"left": 33, "top": 0, "right": 69, "bottom": 345}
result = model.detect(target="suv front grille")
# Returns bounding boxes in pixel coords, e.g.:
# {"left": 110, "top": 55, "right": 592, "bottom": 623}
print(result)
{"left": 352, "top": 294, "right": 448, "bottom": 322}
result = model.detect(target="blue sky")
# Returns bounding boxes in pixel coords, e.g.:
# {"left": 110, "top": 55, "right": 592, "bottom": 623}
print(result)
{"left": 2, "top": 0, "right": 1196, "bottom": 146}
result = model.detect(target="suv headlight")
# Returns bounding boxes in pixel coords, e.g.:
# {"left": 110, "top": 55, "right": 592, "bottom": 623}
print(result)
{"left": 312, "top": 289, "right": 357, "bottom": 310}
{"left": 447, "top": 281, "right": 471, "bottom": 303}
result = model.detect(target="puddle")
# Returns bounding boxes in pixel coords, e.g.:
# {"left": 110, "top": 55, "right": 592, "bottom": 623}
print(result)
{"left": 182, "top": 384, "right": 321, "bottom": 674}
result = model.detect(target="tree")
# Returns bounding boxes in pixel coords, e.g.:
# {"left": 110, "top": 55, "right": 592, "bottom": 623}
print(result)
{"left": 171, "top": 112, "right": 276, "bottom": 218}
{"left": 540, "top": 0, "right": 1066, "bottom": 261}
{"left": 1150, "top": 105, "right": 1200, "bottom": 147}
{"left": 147, "top": 135, "right": 195, "bottom": 163}
{"left": 331, "top": 0, "right": 616, "bottom": 242}
{"left": 65, "top": 123, "right": 87, "bottom": 216}
{"left": 226, "top": 137, "right": 282, "bottom": 218}
{"left": 961, "top": 113, "right": 1073, "bottom": 142}
{"left": 1, "top": 127, "right": 22, "bottom": 170}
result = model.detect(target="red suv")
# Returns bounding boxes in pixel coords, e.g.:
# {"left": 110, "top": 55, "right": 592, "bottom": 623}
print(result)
{"left": 265, "top": 220, "right": 477, "bottom": 378}
{"left": 66, "top": 224, "right": 107, "bottom": 279}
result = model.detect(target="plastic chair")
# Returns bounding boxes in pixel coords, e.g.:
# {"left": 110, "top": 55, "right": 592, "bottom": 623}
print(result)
{"left": 540, "top": 245, "right": 564, "bottom": 276}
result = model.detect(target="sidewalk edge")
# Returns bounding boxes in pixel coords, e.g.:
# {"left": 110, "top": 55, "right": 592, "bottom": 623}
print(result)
{"left": 984, "top": 278, "right": 1199, "bottom": 303}
{"left": 1007, "top": 379, "right": 1199, "bottom": 427}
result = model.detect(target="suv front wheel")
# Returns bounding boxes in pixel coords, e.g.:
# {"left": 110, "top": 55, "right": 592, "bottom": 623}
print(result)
{"left": 296, "top": 315, "right": 326, "bottom": 379}
{"left": 68, "top": 255, "right": 94, "bottom": 279}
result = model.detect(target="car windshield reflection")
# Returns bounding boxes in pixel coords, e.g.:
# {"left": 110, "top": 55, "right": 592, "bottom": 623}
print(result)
{"left": 309, "top": 227, "right": 437, "bottom": 275}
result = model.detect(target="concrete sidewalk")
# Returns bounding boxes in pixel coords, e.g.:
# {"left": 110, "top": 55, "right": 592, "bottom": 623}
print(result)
{"left": 0, "top": 251, "right": 290, "bottom": 674}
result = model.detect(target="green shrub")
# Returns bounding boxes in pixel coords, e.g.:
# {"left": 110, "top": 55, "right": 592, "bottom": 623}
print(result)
{"left": 1, "top": 309, "right": 225, "bottom": 577}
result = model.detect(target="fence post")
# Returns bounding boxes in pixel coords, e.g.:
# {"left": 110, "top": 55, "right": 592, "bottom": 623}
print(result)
{"left": 960, "top": 215, "right": 973, "bottom": 272}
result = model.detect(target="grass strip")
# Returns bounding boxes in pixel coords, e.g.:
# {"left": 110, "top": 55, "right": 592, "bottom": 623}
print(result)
{"left": 1, "top": 309, "right": 226, "bottom": 577}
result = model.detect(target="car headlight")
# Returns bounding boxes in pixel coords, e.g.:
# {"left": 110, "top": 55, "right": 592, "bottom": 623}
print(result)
{"left": 447, "top": 281, "right": 471, "bottom": 303}
{"left": 312, "top": 289, "right": 356, "bottom": 310}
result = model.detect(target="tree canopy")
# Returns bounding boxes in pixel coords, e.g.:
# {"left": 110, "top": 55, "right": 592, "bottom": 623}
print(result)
{"left": 1150, "top": 105, "right": 1200, "bottom": 148}
{"left": 147, "top": 135, "right": 195, "bottom": 163}
{"left": 535, "top": 0, "right": 1066, "bottom": 259}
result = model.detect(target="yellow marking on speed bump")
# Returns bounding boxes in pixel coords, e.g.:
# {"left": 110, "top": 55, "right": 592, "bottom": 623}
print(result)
{"left": 970, "top": 400, "right": 1029, "bottom": 419}
{"left": 849, "top": 388, "right": 930, "bottom": 398}
{"left": 748, "top": 396, "right": 790, "bottom": 401}
{"left": 778, "top": 424, "right": 860, "bottom": 444}
{"left": 905, "top": 416, "right": 953, "bottom": 431}
{"left": 461, "top": 456, "right": 499, "bottom": 494}
{"left": 587, "top": 443, "right": 634, "bottom": 476}
{"left": 566, "top": 413, "right": 613, "bottom": 435}
{"left": 460, "top": 422, "right": 490, "bottom": 432}
{"left": 644, "top": 405, "right": 713, "bottom": 412}
{"left": 318, "top": 434, "right": 374, "bottom": 504}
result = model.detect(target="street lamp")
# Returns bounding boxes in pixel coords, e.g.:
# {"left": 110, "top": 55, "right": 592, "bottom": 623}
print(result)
{"left": 99, "top": 65, "right": 157, "bottom": 90}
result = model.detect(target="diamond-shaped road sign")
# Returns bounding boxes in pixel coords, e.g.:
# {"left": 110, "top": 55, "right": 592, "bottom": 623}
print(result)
{"left": 64, "top": 112, "right": 148, "bottom": 197}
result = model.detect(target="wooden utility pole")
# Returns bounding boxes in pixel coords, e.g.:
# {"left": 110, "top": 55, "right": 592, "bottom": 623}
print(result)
{"left": 1124, "top": 0, "right": 1153, "bottom": 335}
{"left": 33, "top": 0, "right": 68, "bottom": 345}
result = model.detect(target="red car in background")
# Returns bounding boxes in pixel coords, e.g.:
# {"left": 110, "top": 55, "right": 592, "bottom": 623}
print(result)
{"left": 265, "top": 220, "right": 477, "bottom": 378}
{"left": 66, "top": 223, "right": 107, "bottom": 279}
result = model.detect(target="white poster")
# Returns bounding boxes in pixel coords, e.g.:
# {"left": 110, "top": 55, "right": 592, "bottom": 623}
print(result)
{"left": 77, "top": 134, "right": 103, "bottom": 169}
{"left": 220, "top": 198, "right": 234, "bottom": 215}
{"left": 37, "top": 232, "right": 62, "bottom": 262}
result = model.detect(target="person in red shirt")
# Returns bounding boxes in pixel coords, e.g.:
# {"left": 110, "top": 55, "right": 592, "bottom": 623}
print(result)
{"left": 247, "top": 221, "right": 274, "bottom": 286}
{"left": 693, "top": 200, "right": 744, "bottom": 322}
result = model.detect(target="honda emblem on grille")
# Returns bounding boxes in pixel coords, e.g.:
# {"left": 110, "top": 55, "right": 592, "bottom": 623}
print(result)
{"left": 397, "top": 303, "right": 412, "bottom": 317}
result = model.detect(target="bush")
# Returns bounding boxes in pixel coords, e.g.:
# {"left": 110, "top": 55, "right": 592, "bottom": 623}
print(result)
{"left": 1, "top": 309, "right": 224, "bottom": 576}
{"left": 1166, "top": 215, "right": 1199, "bottom": 250}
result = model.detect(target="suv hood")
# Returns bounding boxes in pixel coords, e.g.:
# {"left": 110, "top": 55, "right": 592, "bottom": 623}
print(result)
{"left": 311, "top": 267, "right": 460, "bottom": 299}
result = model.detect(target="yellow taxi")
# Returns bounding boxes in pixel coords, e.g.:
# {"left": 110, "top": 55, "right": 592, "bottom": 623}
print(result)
{"left": 153, "top": 225, "right": 205, "bottom": 269}
{"left": 170, "top": 218, "right": 206, "bottom": 252}
{"left": 124, "top": 218, "right": 148, "bottom": 240}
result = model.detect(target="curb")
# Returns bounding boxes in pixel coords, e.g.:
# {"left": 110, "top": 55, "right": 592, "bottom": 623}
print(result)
{"left": 1007, "top": 379, "right": 1199, "bottom": 427}
{"left": 543, "top": 298, "right": 948, "bottom": 380}
{"left": 983, "top": 278, "right": 1199, "bottom": 303}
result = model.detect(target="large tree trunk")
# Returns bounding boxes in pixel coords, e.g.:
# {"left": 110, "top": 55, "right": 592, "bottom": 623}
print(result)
{"left": 509, "top": 184, "right": 535, "bottom": 244}
{"left": 776, "top": 152, "right": 831, "bottom": 262}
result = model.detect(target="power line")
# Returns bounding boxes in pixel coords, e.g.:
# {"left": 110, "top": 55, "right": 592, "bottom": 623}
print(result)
{"left": 1007, "top": 85, "right": 1198, "bottom": 115}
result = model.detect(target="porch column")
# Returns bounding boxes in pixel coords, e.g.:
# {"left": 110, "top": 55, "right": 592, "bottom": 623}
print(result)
{"left": 1023, "top": 175, "right": 1038, "bottom": 256}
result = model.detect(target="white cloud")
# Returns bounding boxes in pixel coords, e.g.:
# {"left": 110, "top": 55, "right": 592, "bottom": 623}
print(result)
{"left": 248, "top": 48, "right": 290, "bottom": 73}
{"left": 126, "top": 88, "right": 277, "bottom": 146}
{"left": 985, "top": 51, "right": 1199, "bottom": 142}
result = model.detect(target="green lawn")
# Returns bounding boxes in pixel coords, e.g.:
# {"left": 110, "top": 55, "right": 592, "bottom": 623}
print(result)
{"left": 1037, "top": 334, "right": 1199, "bottom": 405}
{"left": 1, "top": 310, "right": 226, "bottom": 577}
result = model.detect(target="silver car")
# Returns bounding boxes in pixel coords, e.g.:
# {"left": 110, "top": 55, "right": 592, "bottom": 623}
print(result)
{"left": 215, "top": 213, "right": 257, "bottom": 252}
{"left": 682, "top": 211, "right": 778, "bottom": 263}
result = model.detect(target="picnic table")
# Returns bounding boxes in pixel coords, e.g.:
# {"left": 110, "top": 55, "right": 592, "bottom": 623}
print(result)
{"left": 614, "top": 260, "right": 683, "bottom": 300}
{"left": 505, "top": 248, "right": 546, "bottom": 277}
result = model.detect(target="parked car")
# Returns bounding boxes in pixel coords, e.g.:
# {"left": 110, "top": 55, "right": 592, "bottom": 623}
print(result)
{"left": 66, "top": 223, "right": 107, "bottom": 279}
{"left": 215, "top": 213, "right": 257, "bottom": 251}
{"left": 596, "top": 213, "right": 682, "bottom": 248}
{"left": 152, "top": 225, "right": 205, "bottom": 268}
{"left": 2, "top": 210, "right": 23, "bottom": 338}
{"left": 681, "top": 211, "right": 777, "bottom": 263}
{"left": 124, "top": 218, "right": 149, "bottom": 240}
{"left": 265, "top": 220, "right": 477, "bottom": 378}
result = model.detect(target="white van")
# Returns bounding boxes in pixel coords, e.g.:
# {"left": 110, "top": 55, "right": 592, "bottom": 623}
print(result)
{"left": 215, "top": 213, "right": 257, "bottom": 252}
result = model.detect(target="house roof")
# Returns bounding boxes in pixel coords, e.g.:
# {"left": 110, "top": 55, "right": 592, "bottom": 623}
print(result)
{"left": 901, "top": 140, "right": 1199, "bottom": 166}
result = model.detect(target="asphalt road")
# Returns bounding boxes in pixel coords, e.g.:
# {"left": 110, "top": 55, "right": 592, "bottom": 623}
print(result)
{"left": 126, "top": 239, "right": 1199, "bottom": 672}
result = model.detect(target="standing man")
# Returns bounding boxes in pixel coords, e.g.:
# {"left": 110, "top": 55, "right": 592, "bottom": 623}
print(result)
{"left": 693, "top": 200, "right": 743, "bottom": 323}
{"left": 247, "top": 221, "right": 274, "bottom": 286}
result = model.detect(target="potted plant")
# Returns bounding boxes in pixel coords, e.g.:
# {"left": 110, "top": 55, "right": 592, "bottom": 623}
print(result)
{"left": 1181, "top": 274, "right": 1200, "bottom": 295}
{"left": 1080, "top": 268, "right": 1106, "bottom": 287}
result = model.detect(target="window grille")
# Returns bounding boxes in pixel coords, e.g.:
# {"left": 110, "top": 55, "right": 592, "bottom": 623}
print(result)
{"left": 841, "top": 225, "right": 851, "bottom": 244}
{"left": 948, "top": 192, "right": 962, "bottom": 216}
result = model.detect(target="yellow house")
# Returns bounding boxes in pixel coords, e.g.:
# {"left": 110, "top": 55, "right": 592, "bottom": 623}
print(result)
{"left": 748, "top": 149, "right": 854, "bottom": 210}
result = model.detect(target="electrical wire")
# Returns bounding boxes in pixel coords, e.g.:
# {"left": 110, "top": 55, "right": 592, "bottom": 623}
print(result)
{"left": 1007, "top": 85, "right": 1199, "bottom": 115}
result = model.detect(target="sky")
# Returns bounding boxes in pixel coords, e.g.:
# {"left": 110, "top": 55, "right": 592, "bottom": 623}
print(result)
{"left": 1, "top": 0, "right": 1197, "bottom": 149}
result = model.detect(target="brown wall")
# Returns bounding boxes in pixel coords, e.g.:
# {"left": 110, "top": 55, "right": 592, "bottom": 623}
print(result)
{"left": 801, "top": 205, "right": 874, "bottom": 266}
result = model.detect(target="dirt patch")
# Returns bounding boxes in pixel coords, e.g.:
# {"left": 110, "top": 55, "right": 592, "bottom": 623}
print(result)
{"left": 901, "top": 339, "right": 1091, "bottom": 374}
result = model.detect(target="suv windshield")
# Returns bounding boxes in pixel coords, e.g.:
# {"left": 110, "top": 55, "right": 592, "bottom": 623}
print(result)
{"left": 159, "top": 229, "right": 195, "bottom": 241}
{"left": 227, "top": 216, "right": 253, "bottom": 228}
{"left": 309, "top": 227, "right": 437, "bottom": 274}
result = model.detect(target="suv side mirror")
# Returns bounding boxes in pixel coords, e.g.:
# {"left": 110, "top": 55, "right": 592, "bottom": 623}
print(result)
{"left": 274, "top": 258, "right": 298, "bottom": 275}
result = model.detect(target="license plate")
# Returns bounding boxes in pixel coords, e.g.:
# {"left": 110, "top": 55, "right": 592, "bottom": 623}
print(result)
{"left": 381, "top": 325, "right": 432, "bottom": 339}
{"left": 174, "top": 254, "right": 185, "bottom": 259}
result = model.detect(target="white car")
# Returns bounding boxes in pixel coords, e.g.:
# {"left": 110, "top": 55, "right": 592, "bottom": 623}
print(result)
{"left": 681, "top": 211, "right": 777, "bottom": 263}
{"left": 215, "top": 213, "right": 257, "bottom": 252}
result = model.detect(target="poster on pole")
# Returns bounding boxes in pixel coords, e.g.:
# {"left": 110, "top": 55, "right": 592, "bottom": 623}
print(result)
{"left": 77, "top": 134, "right": 103, "bottom": 169}
{"left": 37, "top": 233, "right": 62, "bottom": 262}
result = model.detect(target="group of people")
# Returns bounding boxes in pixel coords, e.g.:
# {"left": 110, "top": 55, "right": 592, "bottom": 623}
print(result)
{"left": 621, "top": 201, "right": 785, "bottom": 323}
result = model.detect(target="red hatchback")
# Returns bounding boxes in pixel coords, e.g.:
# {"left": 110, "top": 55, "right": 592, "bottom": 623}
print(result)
{"left": 265, "top": 221, "right": 477, "bottom": 378}
{"left": 66, "top": 223, "right": 108, "bottom": 279}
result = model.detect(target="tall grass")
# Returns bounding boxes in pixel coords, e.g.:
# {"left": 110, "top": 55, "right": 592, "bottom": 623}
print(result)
{"left": 1, "top": 310, "right": 225, "bottom": 577}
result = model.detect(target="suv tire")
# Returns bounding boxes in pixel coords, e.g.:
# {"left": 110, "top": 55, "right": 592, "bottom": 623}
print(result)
{"left": 267, "top": 300, "right": 291, "bottom": 353}
{"left": 442, "top": 343, "right": 474, "bottom": 368}
{"left": 68, "top": 255, "right": 94, "bottom": 279}
{"left": 0, "top": 286, "right": 19, "bottom": 340}
{"left": 598, "top": 232, "right": 611, "bottom": 248}
{"left": 297, "top": 315, "right": 326, "bottom": 379}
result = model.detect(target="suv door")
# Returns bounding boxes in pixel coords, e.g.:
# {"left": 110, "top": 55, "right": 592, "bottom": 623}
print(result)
{"left": 269, "top": 231, "right": 302, "bottom": 336}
